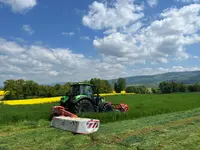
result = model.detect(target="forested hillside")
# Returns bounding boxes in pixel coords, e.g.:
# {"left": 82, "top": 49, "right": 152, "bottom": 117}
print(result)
{"left": 110, "top": 71, "right": 200, "bottom": 87}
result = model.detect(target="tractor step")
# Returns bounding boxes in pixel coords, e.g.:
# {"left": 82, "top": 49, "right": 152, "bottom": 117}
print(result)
{"left": 50, "top": 116, "right": 100, "bottom": 134}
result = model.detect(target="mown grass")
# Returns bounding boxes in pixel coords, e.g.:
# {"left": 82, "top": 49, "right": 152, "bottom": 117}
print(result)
{"left": 1, "top": 106, "right": 200, "bottom": 150}
{"left": 0, "top": 92, "right": 200, "bottom": 125}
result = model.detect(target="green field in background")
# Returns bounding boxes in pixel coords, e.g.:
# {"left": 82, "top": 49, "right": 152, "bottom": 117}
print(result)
{"left": 1, "top": 92, "right": 200, "bottom": 125}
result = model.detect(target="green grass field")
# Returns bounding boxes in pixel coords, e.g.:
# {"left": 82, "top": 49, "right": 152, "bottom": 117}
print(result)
{"left": 1, "top": 92, "right": 200, "bottom": 125}
{"left": 1, "top": 92, "right": 200, "bottom": 149}
{"left": 1, "top": 104, "right": 200, "bottom": 149}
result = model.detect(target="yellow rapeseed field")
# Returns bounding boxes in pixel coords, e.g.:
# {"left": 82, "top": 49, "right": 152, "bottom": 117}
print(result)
{"left": 0, "top": 90, "right": 9, "bottom": 96}
{"left": 0, "top": 91, "right": 5, "bottom": 96}
{"left": 2, "top": 97, "right": 62, "bottom": 105}
{"left": 1, "top": 91, "right": 135, "bottom": 105}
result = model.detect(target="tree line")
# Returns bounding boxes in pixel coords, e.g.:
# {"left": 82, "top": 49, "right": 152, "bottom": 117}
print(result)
{"left": 158, "top": 80, "right": 200, "bottom": 94}
{"left": 2, "top": 78, "right": 116, "bottom": 100}
{"left": 2, "top": 77, "right": 200, "bottom": 100}
{"left": 125, "top": 80, "right": 200, "bottom": 94}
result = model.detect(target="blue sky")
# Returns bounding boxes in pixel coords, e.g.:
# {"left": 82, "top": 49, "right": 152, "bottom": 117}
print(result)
{"left": 0, "top": 0, "right": 200, "bottom": 85}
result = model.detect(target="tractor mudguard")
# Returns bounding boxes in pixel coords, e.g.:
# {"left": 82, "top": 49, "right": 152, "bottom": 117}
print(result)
{"left": 60, "top": 95, "right": 91, "bottom": 104}
{"left": 75, "top": 95, "right": 88, "bottom": 102}
{"left": 60, "top": 96, "right": 69, "bottom": 103}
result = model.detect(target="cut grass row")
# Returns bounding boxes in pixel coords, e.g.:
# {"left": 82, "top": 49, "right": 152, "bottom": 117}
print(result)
{"left": 1, "top": 106, "right": 200, "bottom": 150}
{"left": 0, "top": 92, "right": 200, "bottom": 125}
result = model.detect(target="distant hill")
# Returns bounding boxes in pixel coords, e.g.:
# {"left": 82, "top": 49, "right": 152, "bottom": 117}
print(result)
{"left": 109, "top": 71, "right": 200, "bottom": 88}
{"left": 49, "top": 71, "right": 200, "bottom": 88}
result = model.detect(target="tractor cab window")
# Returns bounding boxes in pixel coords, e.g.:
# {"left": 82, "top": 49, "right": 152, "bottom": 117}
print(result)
{"left": 80, "top": 85, "right": 93, "bottom": 96}
{"left": 69, "top": 85, "right": 80, "bottom": 95}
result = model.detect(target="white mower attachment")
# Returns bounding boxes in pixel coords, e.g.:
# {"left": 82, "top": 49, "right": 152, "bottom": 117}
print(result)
{"left": 50, "top": 106, "right": 100, "bottom": 134}
{"left": 50, "top": 116, "right": 100, "bottom": 134}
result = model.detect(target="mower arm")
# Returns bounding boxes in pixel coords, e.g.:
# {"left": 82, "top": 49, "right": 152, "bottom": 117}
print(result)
{"left": 51, "top": 106, "right": 77, "bottom": 118}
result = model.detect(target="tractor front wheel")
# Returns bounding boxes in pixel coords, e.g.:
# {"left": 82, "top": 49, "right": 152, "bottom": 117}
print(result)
{"left": 73, "top": 99, "right": 95, "bottom": 114}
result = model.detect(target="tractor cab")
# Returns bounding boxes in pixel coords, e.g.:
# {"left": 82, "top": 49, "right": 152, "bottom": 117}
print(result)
{"left": 68, "top": 83, "right": 96, "bottom": 99}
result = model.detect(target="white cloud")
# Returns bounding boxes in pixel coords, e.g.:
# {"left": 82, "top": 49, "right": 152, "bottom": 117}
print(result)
{"left": 0, "top": 0, "right": 37, "bottom": 13}
{"left": 91, "top": 4, "right": 200, "bottom": 65}
{"left": 172, "top": 66, "right": 200, "bottom": 72}
{"left": 103, "top": 28, "right": 117, "bottom": 35}
{"left": 175, "top": 0, "right": 200, "bottom": 3}
{"left": 62, "top": 32, "right": 75, "bottom": 36}
{"left": 34, "top": 41, "right": 43, "bottom": 45}
{"left": 130, "top": 66, "right": 200, "bottom": 76}
{"left": 9, "top": 36, "right": 26, "bottom": 43}
{"left": 80, "top": 36, "right": 90, "bottom": 40}
{"left": 122, "top": 21, "right": 143, "bottom": 33}
{"left": 0, "top": 37, "right": 128, "bottom": 85}
{"left": 94, "top": 32, "right": 139, "bottom": 58}
{"left": 22, "top": 25, "right": 34, "bottom": 35}
{"left": 82, "top": 0, "right": 144, "bottom": 30}
{"left": 0, "top": 37, "right": 199, "bottom": 86}
{"left": 147, "top": 0, "right": 158, "bottom": 7}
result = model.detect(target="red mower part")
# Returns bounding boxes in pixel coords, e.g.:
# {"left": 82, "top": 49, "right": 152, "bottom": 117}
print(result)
{"left": 111, "top": 103, "right": 130, "bottom": 112}
{"left": 51, "top": 106, "right": 77, "bottom": 118}
{"left": 116, "top": 104, "right": 129, "bottom": 112}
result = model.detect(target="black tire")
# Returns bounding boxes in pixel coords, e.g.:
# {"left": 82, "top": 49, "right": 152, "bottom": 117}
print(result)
{"left": 73, "top": 99, "right": 95, "bottom": 114}
{"left": 101, "top": 103, "right": 114, "bottom": 112}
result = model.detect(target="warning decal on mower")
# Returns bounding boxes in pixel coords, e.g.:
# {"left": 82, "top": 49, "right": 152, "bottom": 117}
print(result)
{"left": 87, "top": 122, "right": 98, "bottom": 128}
{"left": 86, "top": 120, "right": 99, "bottom": 129}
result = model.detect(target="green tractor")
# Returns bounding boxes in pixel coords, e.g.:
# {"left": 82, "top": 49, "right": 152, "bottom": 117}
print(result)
{"left": 57, "top": 83, "right": 129, "bottom": 115}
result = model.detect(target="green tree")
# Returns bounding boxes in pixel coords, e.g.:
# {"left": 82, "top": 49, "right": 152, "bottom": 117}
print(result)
{"left": 3, "top": 79, "right": 26, "bottom": 99}
{"left": 114, "top": 82, "right": 119, "bottom": 93}
{"left": 188, "top": 83, "right": 200, "bottom": 92}
{"left": 22, "top": 80, "right": 39, "bottom": 99}
{"left": 90, "top": 78, "right": 112, "bottom": 93}
{"left": 125, "top": 85, "right": 150, "bottom": 94}
{"left": 159, "top": 81, "right": 173, "bottom": 94}
{"left": 151, "top": 88, "right": 160, "bottom": 94}
{"left": 114, "top": 78, "right": 126, "bottom": 93}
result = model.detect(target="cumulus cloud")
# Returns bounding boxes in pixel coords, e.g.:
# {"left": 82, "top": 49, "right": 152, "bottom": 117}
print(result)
{"left": 62, "top": 32, "right": 75, "bottom": 36}
{"left": 130, "top": 66, "right": 200, "bottom": 76}
{"left": 90, "top": 3, "right": 200, "bottom": 65}
{"left": 0, "top": 0, "right": 37, "bottom": 13}
{"left": 175, "top": 0, "right": 200, "bottom": 3}
{"left": 80, "top": 36, "right": 90, "bottom": 40}
{"left": 193, "top": 56, "right": 199, "bottom": 59}
{"left": 147, "top": 0, "right": 158, "bottom": 7}
{"left": 22, "top": 25, "right": 34, "bottom": 35}
{"left": 82, "top": 0, "right": 144, "bottom": 30}
{"left": 172, "top": 66, "right": 200, "bottom": 72}
{"left": 0, "top": 37, "right": 129, "bottom": 85}
{"left": 1, "top": 37, "right": 199, "bottom": 85}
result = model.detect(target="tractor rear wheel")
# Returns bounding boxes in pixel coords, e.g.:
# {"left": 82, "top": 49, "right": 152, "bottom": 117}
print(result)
{"left": 73, "top": 99, "right": 95, "bottom": 114}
